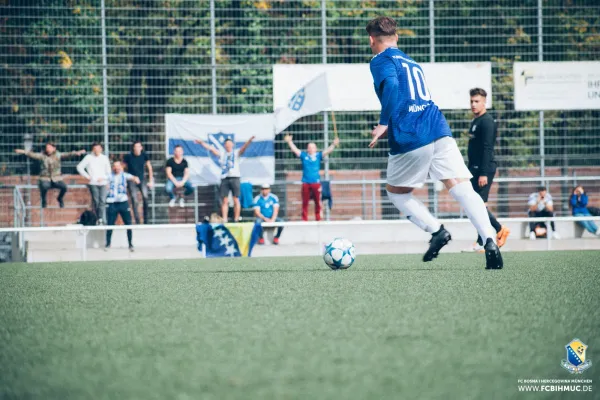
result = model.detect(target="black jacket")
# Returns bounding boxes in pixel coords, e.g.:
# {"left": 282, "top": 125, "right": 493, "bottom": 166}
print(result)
{"left": 467, "top": 112, "right": 497, "bottom": 176}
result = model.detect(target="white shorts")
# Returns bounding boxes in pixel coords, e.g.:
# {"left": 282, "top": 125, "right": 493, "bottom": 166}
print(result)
{"left": 386, "top": 137, "right": 472, "bottom": 188}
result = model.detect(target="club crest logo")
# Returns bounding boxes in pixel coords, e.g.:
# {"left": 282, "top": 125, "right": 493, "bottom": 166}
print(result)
{"left": 561, "top": 339, "right": 592, "bottom": 374}
{"left": 207, "top": 132, "right": 235, "bottom": 167}
{"left": 288, "top": 88, "right": 305, "bottom": 111}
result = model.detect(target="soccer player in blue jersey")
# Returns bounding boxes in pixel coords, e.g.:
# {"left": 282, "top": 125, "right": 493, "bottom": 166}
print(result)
{"left": 366, "top": 16, "right": 502, "bottom": 269}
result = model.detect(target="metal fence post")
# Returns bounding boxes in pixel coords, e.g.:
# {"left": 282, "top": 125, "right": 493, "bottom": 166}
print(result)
{"left": 321, "top": 0, "right": 330, "bottom": 221}
{"left": 429, "top": 0, "right": 435, "bottom": 63}
{"left": 101, "top": 0, "right": 109, "bottom": 155}
{"left": 151, "top": 186, "right": 156, "bottom": 224}
{"left": 538, "top": 0, "right": 545, "bottom": 185}
{"left": 210, "top": 0, "right": 217, "bottom": 114}
{"left": 371, "top": 182, "right": 376, "bottom": 220}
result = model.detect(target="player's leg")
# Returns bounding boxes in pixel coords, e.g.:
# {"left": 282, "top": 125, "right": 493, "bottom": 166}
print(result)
{"left": 38, "top": 180, "right": 50, "bottom": 208}
{"left": 220, "top": 179, "right": 229, "bottom": 221}
{"left": 231, "top": 178, "right": 241, "bottom": 222}
{"left": 118, "top": 202, "right": 133, "bottom": 250}
{"left": 255, "top": 218, "right": 264, "bottom": 244}
{"left": 385, "top": 144, "right": 450, "bottom": 261}
{"left": 430, "top": 137, "right": 502, "bottom": 269}
{"left": 105, "top": 203, "right": 117, "bottom": 248}
{"left": 312, "top": 183, "right": 322, "bottom": 221}
{"left": 140, "top": 183, "right": 149, "bottom": 224}
{"left": 301, "top": 183, "right": 310, "bottom": 221}
{"left": 53, "top": 180, "right": 67, "bottom": 208}
{"left": 127, "top": 181, "right": 141, "bottom": 224}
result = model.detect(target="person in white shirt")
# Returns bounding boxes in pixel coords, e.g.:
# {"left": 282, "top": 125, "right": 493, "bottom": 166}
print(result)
{"left": 77, "top": 142, "right": 111, "bottom": 224}
{"left": 195, "top": 136, "right": 255, "bottom": 222}
{"left": 105, "top": 161, "right": 139, "bottom": 252}
{"left": 528, "top": 186, "right": 560, "bottom": 240}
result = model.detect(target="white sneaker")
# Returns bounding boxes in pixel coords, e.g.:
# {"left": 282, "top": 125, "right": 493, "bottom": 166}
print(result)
{"left": 461, "top": 243, "right": 485, "bottom": 253}
{"left": 529, "top": 231, "right": 537, "bottom": 240}
{"left": 552, "top": 231, "right": 561, "bottom": 240}
{"left": 169, "top": 198, "right": 176, "bottom": 208}
{"left": 179, "top": 198, "right": 185, "bottom": 208}
{"left": 596, "top": 228, "right": 600, "bottom": 236}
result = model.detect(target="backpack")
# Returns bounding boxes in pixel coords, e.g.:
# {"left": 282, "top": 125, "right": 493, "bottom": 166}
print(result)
{"left": 79, "top": 210, "right": 97, "bottom": 226}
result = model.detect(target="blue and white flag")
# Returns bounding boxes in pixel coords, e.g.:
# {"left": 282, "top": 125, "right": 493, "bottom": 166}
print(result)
{"left": 274, "top": 72, "right": 332, "bottom": 134}
{"left": 165, "top": 114, "right": 275, "bottom": 186}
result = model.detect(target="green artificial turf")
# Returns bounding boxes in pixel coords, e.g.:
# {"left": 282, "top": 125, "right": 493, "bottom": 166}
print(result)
{"left": 1, "top": 251, "right": 599, "bottom": 400}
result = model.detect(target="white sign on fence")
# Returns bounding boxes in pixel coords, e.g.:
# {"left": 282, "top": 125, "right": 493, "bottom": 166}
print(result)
{"left": 273, "top": 62, "right": 492, "bottom": 111}
{"left": 513, "top": 61, "right": 600, "bottom": 111}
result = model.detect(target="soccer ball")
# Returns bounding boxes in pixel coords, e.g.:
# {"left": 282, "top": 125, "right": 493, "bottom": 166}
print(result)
{"left": 323, "top": 238, "right": 356, "bottom": 270}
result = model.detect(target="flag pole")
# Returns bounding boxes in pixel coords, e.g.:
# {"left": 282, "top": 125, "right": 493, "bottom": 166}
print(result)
{"left": 331, "top": 110, "right": 338, "bottom": 139}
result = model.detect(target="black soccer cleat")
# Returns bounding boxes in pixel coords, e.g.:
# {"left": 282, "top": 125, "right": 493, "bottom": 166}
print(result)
{"left": 423, "top": 225, "right": 452, "bottom": 262}
{"left": 484, "top": 238, "right": 503, "bottom": 270}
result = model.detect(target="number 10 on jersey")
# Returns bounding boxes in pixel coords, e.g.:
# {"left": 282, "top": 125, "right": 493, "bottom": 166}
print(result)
{"left": 402, "top": 63, "right": 431, "bottom": 101}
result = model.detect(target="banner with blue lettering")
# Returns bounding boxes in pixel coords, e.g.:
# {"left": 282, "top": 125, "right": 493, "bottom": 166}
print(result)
{"left": 165, "top": 114, "right": 275, "bottom": 186}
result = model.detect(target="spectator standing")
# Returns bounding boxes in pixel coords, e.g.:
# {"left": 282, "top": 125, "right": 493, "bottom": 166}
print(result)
{"left": 14, "top": 142, "right": 85, "bottom": 208}
{"left": 195, "top": 136, "right": 255, "bottom": 222}
{"left": 123, "top": 141, "right": 154, "bottom": 224}
{"left": 254, "top": 184, "right": 283, "bottom": 245}
{"left": 284, "top": 134, "right": 340, "bottom": 221}
{"left": 463, "top": 88, "right": 509, "bottom": 252}
{"left": 570, "top": 186, "right": 599, "bottom": 236}
{"left": 77, "top": 142, "right": 111, "bottom": 224}
{"left": 105, "top": 161, "right": 139, "bottom": 252}
{"left": 528, "top": 186, "right": 561, "bottom": 240}
{"left": 165, "top": 145, "right": 194, "bottom": 207}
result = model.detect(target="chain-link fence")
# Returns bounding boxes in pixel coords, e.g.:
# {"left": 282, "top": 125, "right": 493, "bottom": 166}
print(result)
{"left": 1, "top": 0, "right": 599, "bottom": 226}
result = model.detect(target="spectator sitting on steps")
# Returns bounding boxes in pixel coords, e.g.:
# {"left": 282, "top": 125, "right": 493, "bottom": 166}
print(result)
{"left": 570, "top": 185, "right": 600, "bottom": 237}
{"left": 253, "top": 184, "right": 283, "bottom": 245}
{"left": 165, "top": 145, "right": 194, "bottom": 208}
{"left": 527, "top": 186, "right": 561, "bottom": 240}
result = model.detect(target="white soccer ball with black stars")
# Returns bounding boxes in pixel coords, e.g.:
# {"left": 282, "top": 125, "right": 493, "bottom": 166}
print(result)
{"left": 323, "top": 238, "right": 356, "bottom": 270}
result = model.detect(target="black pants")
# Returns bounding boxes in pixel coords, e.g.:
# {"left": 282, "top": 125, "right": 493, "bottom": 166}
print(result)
{"left": 106, "top": 201, "right": 133, "bottom": 246}
{"left": 528, "top": 209, "right": 556, "bottom": 232}
{"left": 39, "top": 180, "right": 67, "bottom": 207}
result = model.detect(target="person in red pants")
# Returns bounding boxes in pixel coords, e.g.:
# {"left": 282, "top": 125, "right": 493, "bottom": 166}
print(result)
{"left": 284, "top": 134, "right": 339, "bottom": 221}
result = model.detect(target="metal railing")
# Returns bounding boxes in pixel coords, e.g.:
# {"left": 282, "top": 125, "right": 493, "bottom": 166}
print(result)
{"left": 9, "top": 175, "right": 600, "bottom": 228}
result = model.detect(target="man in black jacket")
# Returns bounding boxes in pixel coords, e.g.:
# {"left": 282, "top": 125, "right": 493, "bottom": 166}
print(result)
{"left": 464, "top": 88, "right": 510, "bottom": 252}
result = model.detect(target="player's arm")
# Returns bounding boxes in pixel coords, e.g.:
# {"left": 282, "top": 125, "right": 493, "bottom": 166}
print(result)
{"left": 15, "top": 149, "right": 44, "bottom": 160}
{"left": 528, "top": 195, "right": 538, "bottom": 212}
{"left": 369, "top": 76, "right": 400, "bottom": 148}
{"left": 182, "top": 167, "right": 190, "bottom": 184}
{"left": 194, "top": 139, "right": 221, "bottom": 157}
{"left": 61, "top": 149, "right": 86, "bottom": 158}
{"left": 125, "top": 172, "right": 140, "bottom": 184}
{"left": 284, "top": 134, "right": 301, "bottom": 157}
{"left": 238, "top": 136, "right": 256, "bottom": 157}
{"left": 145, "top": 160, "right": 154, "bottom": 187}
{"left": 270, "top": 204, "right": 280, "bottom": 221}
{"left": 165, "top": 166, "right": 178, "bottom": 185}
{"left": 322, "top": 137, "right": 340, "bottom": 157}
{"left": 478, "top": 118, "right": 496, "bottom": 184}
{"left": 77, "top": 155, "right": 91, "bottom": 181}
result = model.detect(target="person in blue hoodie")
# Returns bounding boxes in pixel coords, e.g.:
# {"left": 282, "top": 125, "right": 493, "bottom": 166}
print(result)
{"left": 570, "top": 186, "right": 599, "bottom": 236}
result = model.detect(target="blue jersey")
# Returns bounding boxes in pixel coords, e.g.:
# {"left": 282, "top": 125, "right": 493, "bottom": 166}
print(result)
{"left": 300, "top": 151, "right": 322, "bottom": 183}
{"left": 253, "top": 193, "right": 279, "bottom": 219}
{"left": 370, "top": 47, "right": 452, "bottom": 155}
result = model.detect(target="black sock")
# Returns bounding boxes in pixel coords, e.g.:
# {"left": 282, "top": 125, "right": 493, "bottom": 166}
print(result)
{"left": 487, "top": 209, "right": 502, "bottom": 232}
